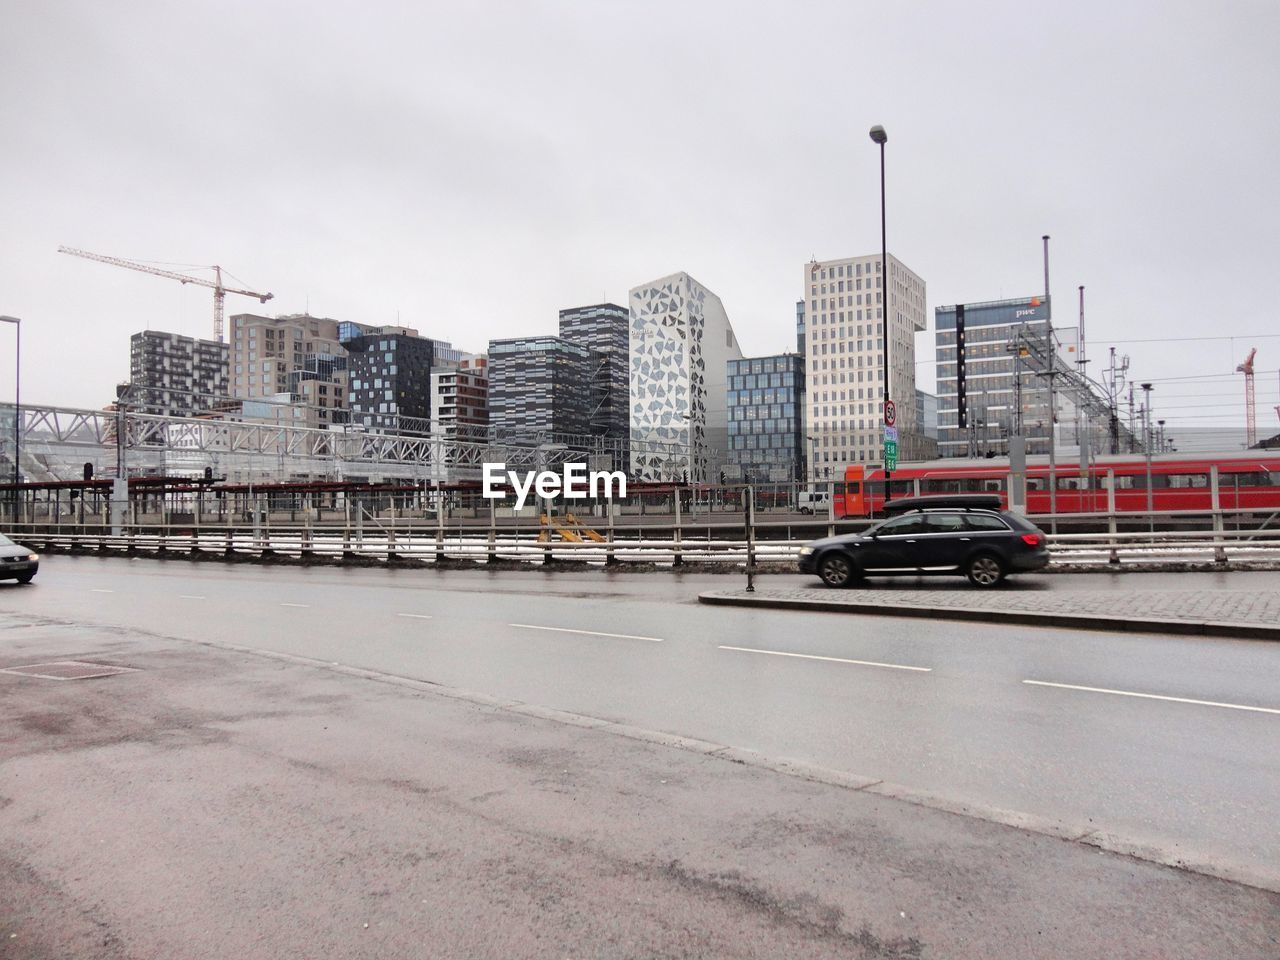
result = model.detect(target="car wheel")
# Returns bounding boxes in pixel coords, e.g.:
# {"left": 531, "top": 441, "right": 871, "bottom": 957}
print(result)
{"left": 966, "top": 553, "right": 1005, "bottom": 588}
{"left": 799, "top": 507, "right": 812, "bottom": 515}
{"left": 817, "top": 552, "right": 856, "bottom": 588}
{"left": 16, "top": 574, "right": 34, "bottom": 584}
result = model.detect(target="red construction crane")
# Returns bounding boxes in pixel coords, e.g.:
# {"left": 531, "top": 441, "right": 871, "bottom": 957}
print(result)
{"left": 58, "top": 245, "right": 273, "bottom": 343}
{"left": 1236, "top": 347, "right": 1257, "bottom": 448}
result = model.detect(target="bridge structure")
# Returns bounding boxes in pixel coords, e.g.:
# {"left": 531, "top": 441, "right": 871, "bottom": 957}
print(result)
{"left": 0, "top": 401, "right": 643, "bottom": 486}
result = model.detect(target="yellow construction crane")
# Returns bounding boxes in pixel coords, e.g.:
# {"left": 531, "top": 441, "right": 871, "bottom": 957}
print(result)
{"left": 58, "top": 245, "right": 273, "bottom": 343}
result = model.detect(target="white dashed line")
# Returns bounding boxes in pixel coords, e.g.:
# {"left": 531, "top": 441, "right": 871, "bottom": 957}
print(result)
{"left": 396, "top": 613, "right": 433, "bottom": 620}
{"left": 280, "top": 603, "right": 310, "bottom": 608}
{"left": 1023, "top": 679, "right": 1280, "bottom": 716}
{"left": 90, "top": 589, "right": 114, "bottom": 594}
{"left": 719, "top": 645, "right": 932, "bottom": 673}
{"left": 510, "top": 623, "right": 664, "bottom": 643}
{"left": 179, "top": 595, "right": 205, "bottom": 600}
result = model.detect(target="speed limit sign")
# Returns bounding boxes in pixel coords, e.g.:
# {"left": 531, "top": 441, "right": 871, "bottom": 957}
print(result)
{"left": 884, "top": 400, "right": 896, "bottom": 426}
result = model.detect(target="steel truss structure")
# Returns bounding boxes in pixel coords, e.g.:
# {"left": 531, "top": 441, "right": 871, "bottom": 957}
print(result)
{"left": 1, "top": 402, "right": 660, "bottom": 485}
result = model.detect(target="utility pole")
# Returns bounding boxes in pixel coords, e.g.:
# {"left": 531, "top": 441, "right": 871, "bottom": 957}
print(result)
{"left": 1077, "top": 285, "right": 1089, "bottom": 496}
{"left": 1128, "top": 384, "right": 1136, "bottom": 454}
{"left": 1141, "top": 382, "right": 1154, "bottom": 529}
{"left": 1042, "top": 235, "right": 1057, "bottom": 529}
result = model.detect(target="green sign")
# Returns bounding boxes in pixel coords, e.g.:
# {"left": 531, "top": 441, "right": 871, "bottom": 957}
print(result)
{"left": 884, "top": 439, "right": 898, "bottom": 471}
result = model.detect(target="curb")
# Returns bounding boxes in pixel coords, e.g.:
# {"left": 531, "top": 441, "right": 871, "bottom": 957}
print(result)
{"left": 697, "top": 591, "right": 1280, "bottom": 641}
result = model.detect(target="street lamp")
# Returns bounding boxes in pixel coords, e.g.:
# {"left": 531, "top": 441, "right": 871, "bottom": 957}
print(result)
{"left": 1140, "top": 383, "right": 1153, "bottom": 525}
{"left": 869, "top": 124, "right": 892, "bottom": 506}
{"left": 0, "top": 316, "right": 20, "bottom": 510}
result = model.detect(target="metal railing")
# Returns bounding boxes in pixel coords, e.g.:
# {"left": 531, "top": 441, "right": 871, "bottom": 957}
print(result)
{"left": 15, "top": 513, "right": 1280, "bottom": 569}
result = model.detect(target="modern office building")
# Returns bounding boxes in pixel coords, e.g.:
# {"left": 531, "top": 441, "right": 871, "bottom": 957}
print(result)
{"left": 558, "top": 303, "right": 629, "bottom": 440}
{"left": 229, "top": 314, "right": 345, "bottom": 402}
{"left": 487, "top": 336, "right": 593, "bottom": 438}
{"left": 430, "top": 354, "right": 489, "bottom": 439}
{"left": 337, "top": 320, "right": 419, "bottom": 343}
{"left": 129, "top": 330, "right": 229, "bottom": 418}
{"left": 802, "top": 254, "right": 926, "bottom": 479}
{"left": 935, "top": 296, "right": 1071, "bottom": 458}
{"left": 916, "top": 389, "right": 939, "bottom": 440}
{"left": 726, "top": 354, "right": 805, "bottom": 482}
{"left": 628, "top": 272, "right": 743, "bottom": 481}
{"left": 345, "top": 332, "right": 458, "bottom": 431}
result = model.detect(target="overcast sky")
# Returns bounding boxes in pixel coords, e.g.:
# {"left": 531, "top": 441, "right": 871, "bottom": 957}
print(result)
{"left": 2, "top": 0, "right": 1278, "bottom": 440}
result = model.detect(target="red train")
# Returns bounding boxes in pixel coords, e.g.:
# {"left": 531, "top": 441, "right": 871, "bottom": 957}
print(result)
{"left": 836, "top": 452, "right": 1280, "bottom": 518}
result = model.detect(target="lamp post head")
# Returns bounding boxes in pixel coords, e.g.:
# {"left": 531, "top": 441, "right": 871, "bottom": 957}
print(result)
{"left": 1140, "top": 382, "right": 1152, "bottom": 392}
{"left": 869, "top": 125, "right": 887, "bottom": 145}
{"left": 0, "top": 315, "right": 21, "bottom": 325}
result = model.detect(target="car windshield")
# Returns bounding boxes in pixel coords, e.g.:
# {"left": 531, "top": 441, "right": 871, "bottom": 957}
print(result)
{"left": 0, "top": 533, "right": 14, "bottom": 547}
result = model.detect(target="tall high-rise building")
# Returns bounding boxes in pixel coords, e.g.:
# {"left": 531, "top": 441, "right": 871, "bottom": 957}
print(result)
{"left": 628, "top": 272, "right": 742, "bottom": 481}
{"left": 933, "top": 296, "right": 1107, "bottom": 458}
{"left": 487, "top": 336, "right": 593, "bottom": 438}
{"left": 129, "top": 330, "right": 229, "bottom": 418}
{"left": 801, "top": 254, "right": 926, "bottom": 479}
{"left": 726, "top": 354, "right": 805, "bottom": 482}
{"left": 559, "top": 303, "right": 630, "bottom": 468}
{"left": 229, "top": 314, "right": 345, "bottom": 401}
{"left": 430, "top": 355, "right": 489, "bottom": 439}
{"left": 345, "top": 333, "right": 457, "bottom": 431}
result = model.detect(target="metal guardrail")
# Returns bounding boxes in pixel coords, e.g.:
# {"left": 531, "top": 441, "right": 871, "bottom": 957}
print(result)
{"left": 19, "top": 522, "right": 1280, "bottom": 568}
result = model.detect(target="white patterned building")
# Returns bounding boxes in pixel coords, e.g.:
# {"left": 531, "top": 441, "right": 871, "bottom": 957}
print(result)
{"left": 629, "top": 272, "right": 743, "bottom": 481}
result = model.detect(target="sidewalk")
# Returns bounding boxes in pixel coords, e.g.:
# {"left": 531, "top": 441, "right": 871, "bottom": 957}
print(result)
{"left": 699, "top": 586, "right": 1280, "bottom": 640}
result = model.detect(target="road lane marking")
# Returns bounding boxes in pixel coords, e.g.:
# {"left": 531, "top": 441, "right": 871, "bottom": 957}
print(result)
{"left": 179, "top": 595, "right": 205, "bottom": 600}
{"left": 719, "top": 645, "right": 932, "bottom": 673}
{"left": 280, "top": 603, "right": 310, "bottom": 608}
{"left": 510, "top": 623, "right": 664, "bottom": 643}
{"left": 90, "top": 589, "right": 114, "bottom": 594}
{"left": 396, "top": 613, "right": 433, "bottom": 620}
{"left": 1023, "top": 679, "right": 1280, "bottom": 716}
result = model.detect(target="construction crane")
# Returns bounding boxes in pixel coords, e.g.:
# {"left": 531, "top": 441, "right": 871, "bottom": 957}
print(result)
{"left": 58, "top": 245, "right": 273, "bottom": 343}
{"left": 1237, "top": 347, "right": 1257, "bottom": 448}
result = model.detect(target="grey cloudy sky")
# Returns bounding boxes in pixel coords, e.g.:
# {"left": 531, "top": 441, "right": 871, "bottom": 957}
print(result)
{"left": 2, "top": 0, "right": 1278, "bottom": 439}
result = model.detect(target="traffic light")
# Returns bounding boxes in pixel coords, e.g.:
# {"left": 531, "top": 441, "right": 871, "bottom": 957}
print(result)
{"left": 83, "top": 462, "right": 93, "bottom": 481}
{"left": 203, "top": 466, "right": 214, "bottom": 483}
{"left": 719, "top": 470, "right": 726, "bottom": 485}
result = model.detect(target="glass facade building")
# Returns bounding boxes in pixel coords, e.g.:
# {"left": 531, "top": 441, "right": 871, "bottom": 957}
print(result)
{"left": 726, "top": 354, "right": 805, "bottom": 482}
{"left": 935, "top": 297, "right": 1056, "bottom": 458}
{"left": 558, "top": 303, "right": 630, "bottom": 468}
{"left": 487, "top": 336, "right": 593, "bottom": 439}
{"left": 345, "top": 333, "right": 451, "bottom": 431}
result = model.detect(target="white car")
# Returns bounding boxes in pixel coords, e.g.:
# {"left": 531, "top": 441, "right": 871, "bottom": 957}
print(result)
{"left": 0, "top": 533, "right": 39, "bottom": 584}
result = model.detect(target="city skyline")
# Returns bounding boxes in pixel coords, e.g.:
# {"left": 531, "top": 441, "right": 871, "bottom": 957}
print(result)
{"left": 2, "top": 1, "right": 1278, "bottom": 439}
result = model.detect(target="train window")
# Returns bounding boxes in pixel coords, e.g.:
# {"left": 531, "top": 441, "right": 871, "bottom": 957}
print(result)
{"left": 922, "top": 479, "right": 962, "bottom": 493}
{"left": 1165, "top": 473, "right": 1208, "bottom": 488}
{"left": 845, "top": 482, "right": 861, "bottom": 494}
{"left": 1228, "top": 471, "right": 1277, "bottom": 486}
{"left": 1026, "top": 478, "right": 1047, "bottom": 491}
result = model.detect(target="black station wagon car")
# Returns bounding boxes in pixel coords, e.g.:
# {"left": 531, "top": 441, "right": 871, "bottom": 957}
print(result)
{"left": 797, "top": 494, "right": 1049, "bottom": 588}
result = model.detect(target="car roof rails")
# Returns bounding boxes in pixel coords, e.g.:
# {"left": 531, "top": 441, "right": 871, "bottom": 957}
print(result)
{"left": 882, "top": 494, "right": 1003, "bottom": 515}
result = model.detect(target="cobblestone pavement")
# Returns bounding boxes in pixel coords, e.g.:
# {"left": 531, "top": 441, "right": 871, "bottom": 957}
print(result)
{"left": 703, "top": 586, "right": 1280, "bottom": 627}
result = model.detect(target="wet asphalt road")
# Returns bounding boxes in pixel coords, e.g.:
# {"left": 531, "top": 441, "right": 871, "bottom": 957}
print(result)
{"left": 4, "top": 556, "right": 1279, "bottom": 892}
